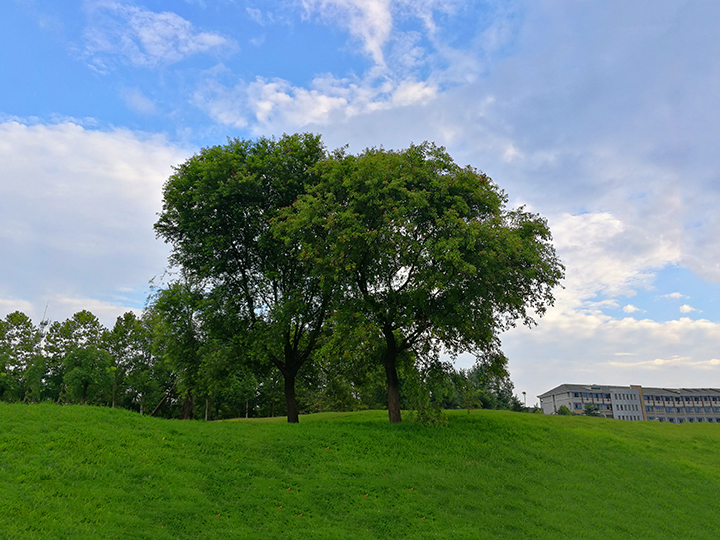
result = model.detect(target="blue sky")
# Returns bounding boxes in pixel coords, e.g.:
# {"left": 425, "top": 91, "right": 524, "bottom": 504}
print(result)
{"left": 3, "top": 0, "right": 720, "bottom": 402}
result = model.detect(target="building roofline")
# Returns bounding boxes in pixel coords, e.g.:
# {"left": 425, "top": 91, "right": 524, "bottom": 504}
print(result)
{"left": 539, "top": 384, "right": 720, "bottom": 398}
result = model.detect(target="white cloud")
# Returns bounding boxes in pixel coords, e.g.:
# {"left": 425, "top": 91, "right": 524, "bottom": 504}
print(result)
{"left": 246, "top": 7, "right": 275, "bottom": 26}
{"left": 0, "top": 298, "right": 35, "bottom": 317}
{"left": 45, "top": 295, "right": 144, "bottom": 328}
{"left": 0, "top": 121, "right": 189, "bottom": 327}
{"left": 548, "top": 212, "right": 679, "bottom": 313}
{"left": 297, "top": 0, "right": 493, "bottom": 82}
{"left": 194, "top": 73, "right": 438, "bottom": 133}
{"left": 679, "top": 304, "right": 696, "bottom": 313}
{"left": 623, "top": 304, "right": 640, "bottom": 313}
{"left": 501, "top": 310, "right": 720, "bottom": 401}
{"left": 300, "top": 0, "right": 394, "bottom": 66}
{"left": 84, "top": 2, "right": 235, "bottom": 68}
{"left": 661, "top": 292, "right": 686, "bottom": 299}
{"left": 608, "top": 356, "right": 720, "bottom": 371}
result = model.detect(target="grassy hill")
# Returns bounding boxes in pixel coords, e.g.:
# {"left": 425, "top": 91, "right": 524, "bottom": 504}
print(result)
{"left": 1, "top": 404, "right": 719, "bottom": 539}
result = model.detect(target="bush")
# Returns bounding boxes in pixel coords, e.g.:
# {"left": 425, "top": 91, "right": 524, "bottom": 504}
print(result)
{"left": 557, "top": 405, "right": 573, "bottom": 416}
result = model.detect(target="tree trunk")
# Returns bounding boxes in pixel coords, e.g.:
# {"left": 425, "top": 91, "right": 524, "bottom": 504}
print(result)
{"left": 384, "top": 350, "right": 402, "bottom": 423}
{"left": 383, "top": 324, "right": 402, "bottom": 423}
{"left": 284, "top": 372, "right": 300, "bottom": 423}
{"left": 181, "top": 391, "right": 194, "bottom": 419}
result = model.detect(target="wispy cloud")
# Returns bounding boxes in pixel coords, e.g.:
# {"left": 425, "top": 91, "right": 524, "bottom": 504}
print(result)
{"left": 608, "top": 356, "right": 720, "bottom": 370}
{"left": 194, "top": 72, "right": 437, "bottom": 133}
{"left": 120, "top": 88, "right": 157, "bottom": 115}
{"left": 299, "top": 0, "right": 395, "bottom": 66}
{"left": 246, "top": 7, "right": 275, "bottom": 26}
{"left": 84, "top": 2, "right": 235, "bottom": 69}
{"left": 661, "top": 292, "right": 686, "bottom": 299}
{"left": 194, "top": 0, "right": 518, "bottom": 137}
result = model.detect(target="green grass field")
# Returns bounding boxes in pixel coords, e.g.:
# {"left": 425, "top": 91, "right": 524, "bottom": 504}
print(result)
{"left": 1, "top": 403, "right": 719, "bottom": 539}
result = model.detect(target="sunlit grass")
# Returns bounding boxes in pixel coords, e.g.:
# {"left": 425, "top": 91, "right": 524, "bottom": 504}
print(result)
{"left": 1, "top": 404, "right": 719, "bottom": 538}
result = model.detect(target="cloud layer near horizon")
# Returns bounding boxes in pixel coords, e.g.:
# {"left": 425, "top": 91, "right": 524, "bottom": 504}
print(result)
{"left": 0, "top": 121, "right": 187, "bottom": 323}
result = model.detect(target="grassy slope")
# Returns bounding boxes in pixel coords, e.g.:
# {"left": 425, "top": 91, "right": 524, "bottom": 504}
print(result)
{"left": 1, "top": 404, "right": 719, "bottom": 539}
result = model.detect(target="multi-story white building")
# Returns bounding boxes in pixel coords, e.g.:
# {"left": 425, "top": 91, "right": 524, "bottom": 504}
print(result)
{"left": 538, "top": 384, "right": 720, "bottom": 423}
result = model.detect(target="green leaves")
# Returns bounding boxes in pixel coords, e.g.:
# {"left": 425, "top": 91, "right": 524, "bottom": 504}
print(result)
{"left": 282, "top": 141, "right": 563, "bottom": 421}
{"left": 155, "top": 133, "right": 334, "bottom": 422}
{"left": 156, "top": 134, "right": 563, "bottom": 423}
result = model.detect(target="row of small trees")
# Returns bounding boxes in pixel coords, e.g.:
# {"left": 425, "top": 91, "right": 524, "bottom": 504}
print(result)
{"left": 0, "top": 308, "right": 524, "bottom": 420}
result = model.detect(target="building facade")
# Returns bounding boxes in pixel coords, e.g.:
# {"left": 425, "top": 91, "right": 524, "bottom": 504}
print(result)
{"left": 538, "top": 384, "right": 720, "bottom": 423}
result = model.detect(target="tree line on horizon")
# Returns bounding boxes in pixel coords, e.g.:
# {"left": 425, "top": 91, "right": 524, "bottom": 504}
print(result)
{"left": 0, "top": 308, "right": 527, "bottom": 420}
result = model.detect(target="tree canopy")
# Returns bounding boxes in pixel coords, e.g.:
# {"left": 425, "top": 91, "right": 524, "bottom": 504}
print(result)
{"left": 281, "top": 142, "right": 564, "bottom": 422}
{"left": 154, "top": 133, "right": 333, "bottom": 423}
{"left": 152, "top": 134, "right": 563, "bottom": 423}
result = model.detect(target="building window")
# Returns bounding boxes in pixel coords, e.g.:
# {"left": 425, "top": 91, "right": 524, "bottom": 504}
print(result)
{"left": 573, "top": 392, "right": 580, "bottom": 397}
{"left": 666, "top": 407, "right": 675, "bottom": 413}
{"left": 574, "top": 402, "right": 582, "bottom": 409}
{"left": 705, "top": 407, "right": 711, "bottom": 413}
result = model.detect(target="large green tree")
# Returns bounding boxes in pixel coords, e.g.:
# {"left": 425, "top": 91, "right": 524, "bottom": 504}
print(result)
{"left": 63, "top": 346, "right": 113, "bottom": 405}
{"left": 283, "top": 143, "right": 564, "bottom": 423}
{"left": 103, "top": 311, "right": 156, "bottom": 411}
{"left": 43, "top": 310, "right": 107, "bottom": 402}
{"left": 0, "top": 312, "right": 42, "bottom": 402}
{"left": 146, "top": 281, "right": 205, "bottom": 419}
{"left": 154, "top": 133, "right": 332, "bottom": 422}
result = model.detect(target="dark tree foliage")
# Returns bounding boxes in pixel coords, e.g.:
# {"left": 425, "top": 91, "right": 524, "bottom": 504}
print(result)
{"left": 43, "top": 310, "right": 107, "bottom": 403}
{"left": 63, "top": 346, "right": 113, "bottom": 405}
{"left": 282, "top": 142, "right": 564, "bottom": 423}
{"left": 146, "top": 281, "right": 205, "bottom": 419}
{"left": 583, "top": 403, "right": 601, "bottom": 417}
{"left": 103, "top": 311, "right": 154, "bottom": 410}
{"left": 154, "top": 133, "right": 332, "bottom": 423}
{"left": 0, "top": 312, "right": 42, "bottom": 402}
